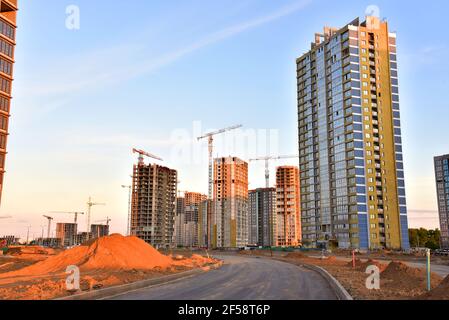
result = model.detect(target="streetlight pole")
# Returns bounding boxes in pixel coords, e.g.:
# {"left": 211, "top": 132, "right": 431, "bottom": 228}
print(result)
{"left": 26, "top": 226, "right": 31, "bottom": 245}
{"left": 122, "top": 185, "right": 132, "bottom": 236}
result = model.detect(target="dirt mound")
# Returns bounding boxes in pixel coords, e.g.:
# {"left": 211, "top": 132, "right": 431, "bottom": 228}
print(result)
{"left": 0, "top": 234, "right": 173, "bottom": 277}
{"left": 285, "top": 252, "right": 306, "bottom": 259}
{"left": 382, "top": 261, "right": 422, "bottom": 278}
{"left": 421, "top": 274, "right": 449, "bottom": 300}
{"left": 381, "top": 261, "right": 442, "bottom": 291}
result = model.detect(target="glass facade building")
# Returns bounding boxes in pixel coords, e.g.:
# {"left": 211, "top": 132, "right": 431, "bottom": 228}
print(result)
{"left": 297, "top": 16, "right": 409, "bottom": 250}
{"left": 434, "top": 155, "right": 449, "bottom": 249}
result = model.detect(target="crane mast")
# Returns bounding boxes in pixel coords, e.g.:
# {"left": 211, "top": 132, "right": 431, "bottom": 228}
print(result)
{"left": 197, "top": 125, "right": 242, "bottom": 200}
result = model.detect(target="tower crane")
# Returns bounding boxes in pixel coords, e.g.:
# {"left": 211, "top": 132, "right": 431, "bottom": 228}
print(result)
{"left": 95, "top": 217, "right": 111, "bottom": 226}
{"left": 249, "top": 155, "right": 300, "bottom": 188}
{"left": 197, "top": 125, "right": 242, "bottom": 199}
{"left": 86, "top": 197, "right": 105, "bottom": 239}
{"left": 43, "top": 215, "right": 54, "bottom": 239}
{"left": 50, "top": 211, "right": 84, "bottom": 224}
{"left": 132, "top": 148, "right": 163, "bottom": 165}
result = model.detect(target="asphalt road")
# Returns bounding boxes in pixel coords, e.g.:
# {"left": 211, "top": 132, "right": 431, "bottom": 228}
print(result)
{"left": 106, "top": 255, "right": 338, "bottom": 300}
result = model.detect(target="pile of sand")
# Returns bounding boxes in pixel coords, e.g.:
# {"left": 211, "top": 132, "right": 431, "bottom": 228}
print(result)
{"left": 381, "top": 261, "right": 442, "bottom": 290}
{"left": 347, "top": 258, "right": 386, "bottom": 272}
{"left": 0, "top": 234, "right": 173, "bottom": 277}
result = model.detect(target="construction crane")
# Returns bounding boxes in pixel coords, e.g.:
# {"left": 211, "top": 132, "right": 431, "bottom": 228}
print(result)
{"left": 249, "top": 155, "right": 300, "bottom": 188}
{"left": 95, "top": 217, "right": 111, "bottom": 226}
{"left": 86, "top": 197, "right": 105, "bottom": 238}
{"left": 50, "top": 211, "right": 84, "bottom": 224}
{"left": 43, "top": 215, "right": 54, "bottom": 239}
{"left": 197, "top": 125, "right": 243, "bottom": 199}
{"left": 132, "top": 148, "right": 163, "bottom": 165}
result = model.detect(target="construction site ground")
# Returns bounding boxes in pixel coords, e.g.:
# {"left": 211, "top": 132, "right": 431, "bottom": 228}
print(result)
{"left": 238, "top": 250, "right": 449, "bottom": 300}
{"left": 0, "top": 235, "right": 220, "bottom": 300}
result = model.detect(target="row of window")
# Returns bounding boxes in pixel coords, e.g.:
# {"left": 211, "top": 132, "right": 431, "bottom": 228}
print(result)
{"left": 0, "top": 19, "right": 14, "bottom": 41}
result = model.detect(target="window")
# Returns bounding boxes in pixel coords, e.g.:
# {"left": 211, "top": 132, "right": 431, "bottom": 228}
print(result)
{"left": 0, "top": 39, "right": 13, "bottom": 58}
{"left": 0, "top": 134, "right": 6, "bottom": 149}
{"left": 0, "top": 115, "right": 7, "bottom": 131}
{"left": 0, "top": 57, "right": 12, "bottom": 76}
{"left": 0, "top": 77, "right": 10, "bottom": 94}
{"left": 0, "top": 95, "right": 9, "bottom": 113}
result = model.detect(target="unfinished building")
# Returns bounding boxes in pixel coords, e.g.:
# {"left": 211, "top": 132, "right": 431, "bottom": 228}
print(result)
{"left": 174, "top": 192, "right": 207, "bottom": 247}
{"left": 131, "top": 163, "right": 177, "bottom": 249}
{"left": 276, "top": 166, "right": 301, "bottom": 247}
{"left": 56, "top": 223, "right": 77, "bottom": 247}
{"left": 91, "top": 224, "right": 109, "bottom": 239}
{"left": 212, "top": 157, "right": 248, "bottom": 248}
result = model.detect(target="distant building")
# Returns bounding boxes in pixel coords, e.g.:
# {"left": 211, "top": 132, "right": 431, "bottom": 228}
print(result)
{"left": 0, "top": 235, "right": 19, "bottom": 246}
{"left": 56, "top": 223, "right": 77, "bottom": 247}
{"left": 0, "top": 1, "right": 18, "bottom": 203}
{"left": 76, "top": 232, "right": 91, "bottom": 245}
{"left": 91, "top": 224, "right": 109, "bottom": 239}
{"left": 174, "top": 192, "right": 207, "bottom": 247}
{"left": 276, "top": 166, "right": 301, "bottom": 247}
{"left": 36, "top": 237, "right": 62, "bottom": 248}
{"left": 131, "top": 163, "right": 177, "bottom": 248}
{"left": 198, "top": 199, "right": 212, "bottom": 248}
{"left": 174, "top": 197, "right": 185, "bottom": 247}
{"left": 435, "top": 154, "right": 449, "bottom": 249}
{"left": 248, "top": 188, "right": 277, "bottom": 247}
{"left": 212, "top": 157, "right": 249, "bottom": 248}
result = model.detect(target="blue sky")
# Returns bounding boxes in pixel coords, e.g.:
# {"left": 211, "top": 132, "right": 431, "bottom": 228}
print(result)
{"left": 1, "top": 0, "right": 448, "bottom": 239}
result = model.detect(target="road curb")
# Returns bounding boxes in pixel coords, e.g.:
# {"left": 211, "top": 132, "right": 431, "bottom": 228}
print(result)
{"left": 301, "top": 264, "right": 353, "bottom": 300}
{"left": 55, "top": 263, "right": 222, "bottom": 300}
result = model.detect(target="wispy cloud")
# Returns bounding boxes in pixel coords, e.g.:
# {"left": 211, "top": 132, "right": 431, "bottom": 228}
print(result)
{"left": 19, "top": 0, "right": 311, "bottom": 99}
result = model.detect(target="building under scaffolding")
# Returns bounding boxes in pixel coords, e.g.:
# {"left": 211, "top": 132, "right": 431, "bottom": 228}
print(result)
{"left": 91, "top": 224, "right": 109, "bottom": 239}
{"left": 56, "top": 223, "right": 77, "bottom": 247}
{"left": 131, "top": 163, "right": 177, "bottom": 249}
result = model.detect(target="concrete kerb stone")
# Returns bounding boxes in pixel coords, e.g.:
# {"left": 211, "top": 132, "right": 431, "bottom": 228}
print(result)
{"left": 301, "top": 263, "right": 353, "bottom": 300}
{"left": 55, "top": 263, "right": 222, "bottom": 300}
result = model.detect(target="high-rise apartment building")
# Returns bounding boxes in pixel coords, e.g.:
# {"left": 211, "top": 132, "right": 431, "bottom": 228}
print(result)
{"left": 174, "top": 192, "right": 207, "bottom": 247}
{"left": 297, "top": 16, "right": 409, "bottom": 250}
{"left": 0, "top": 1, "right": 17, "bottom": 203}
{"left": 276, "top": 167, "right": 301, "bottom": 246}
{"left": 56, "top": 223, "right": 77, "bottom": 247}
{"left": 198, "top": 199, "right": 212, "bottom": 248}
{"left": 174, "top": 197, "right": 185, "bottom": 247}
{"left": 248, "top": 188, "right": 277, "bottom": 247}
{"left": 212, "top": 157, "right": 248, "bottom": 248}
{"left": 434, "top": 154, "right": 449, "bottom": 249}
{"left": 91, "top": 224, "right": 110, "bottom": 239}
{"left": 131, "top": 163, "right": 177, "bottom": 248}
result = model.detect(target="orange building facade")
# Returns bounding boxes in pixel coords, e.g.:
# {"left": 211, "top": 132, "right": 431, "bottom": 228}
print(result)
{"left": 212, "top": 157, "right": 248, "bottom": 248}
{"left": 0, "top": 0, "right": 17, "bottom": 203}
{"left": 276, "top": 166, "right": 301, "bottom": 246}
